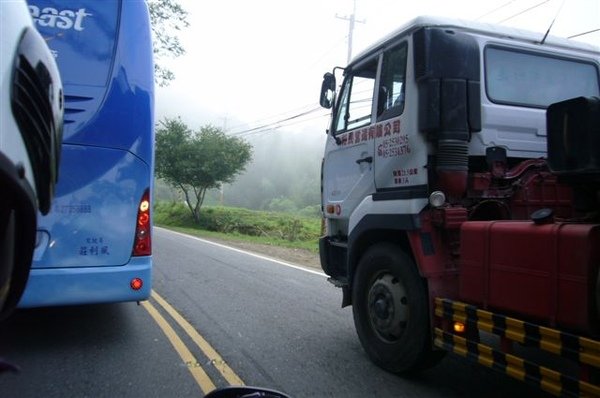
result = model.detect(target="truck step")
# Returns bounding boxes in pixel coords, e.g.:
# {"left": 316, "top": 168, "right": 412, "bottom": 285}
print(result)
{"left": 327, "top": 277, "right": 348, "bottom": 288}
{"left": 329, "top": 240, "right": 348, "bottom": 249}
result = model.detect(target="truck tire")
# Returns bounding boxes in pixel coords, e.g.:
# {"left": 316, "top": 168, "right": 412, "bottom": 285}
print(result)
{"left": 352, "top": 242, "right": 443, "bottom": 373}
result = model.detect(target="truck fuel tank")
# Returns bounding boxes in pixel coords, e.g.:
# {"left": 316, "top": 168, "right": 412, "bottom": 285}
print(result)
{"left": 459, "top": 220, "right": 600, "bottom": 335}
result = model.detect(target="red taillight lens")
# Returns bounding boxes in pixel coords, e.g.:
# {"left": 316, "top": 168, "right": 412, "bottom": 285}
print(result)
{"left": 139, "top": 212, "right": 149, "bottom": 222}
{"left": 132, "top": 189, "right": 151, "bottom": 256}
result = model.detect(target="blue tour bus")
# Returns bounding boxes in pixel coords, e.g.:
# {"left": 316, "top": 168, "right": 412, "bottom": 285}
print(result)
{"left": 18, "top": 0, "right": 154, "bottom": 307}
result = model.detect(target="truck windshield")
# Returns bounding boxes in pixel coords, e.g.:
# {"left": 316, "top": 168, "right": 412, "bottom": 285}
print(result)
{"left": 334, "top": 60, "right": 377, "bottom": 133}
{"left": 485, "top": 46, "right": 600, "bottom": 108}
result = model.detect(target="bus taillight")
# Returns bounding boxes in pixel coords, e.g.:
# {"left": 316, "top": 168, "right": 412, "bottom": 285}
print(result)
{"left": 133, "top": 189, "right": 151, "bottom": 256}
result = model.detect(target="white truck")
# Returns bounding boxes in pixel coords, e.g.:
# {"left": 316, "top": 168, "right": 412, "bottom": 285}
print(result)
{"left": 319, "top": 16, "right": 600, "bottom": 396}
{"left": 0, "top": 0, "right": 63, "bottom": 319}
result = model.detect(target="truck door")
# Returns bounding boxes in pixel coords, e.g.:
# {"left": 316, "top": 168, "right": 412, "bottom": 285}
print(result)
{"left": 373, "top": 42, "right": 426, "bottom": 194}
{"left": 322, "top": 57, "right": 378, "bottom": 222}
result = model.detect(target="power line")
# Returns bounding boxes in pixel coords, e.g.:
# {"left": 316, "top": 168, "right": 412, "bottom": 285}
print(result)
{"left": 497, "top": 0, "right": 551, "bottom": 24}
{"left": 229, "top": 107, "right": 325, "bottom": 137}
{"left": 229, "top": 77, "right": 376, "bottom": 138}
{"left": 306, "top": 36, "right": 348, "bottom": 71}
{"left": 568, "top": 28, "right": 600, "bottom": 39}
{"left": 226, "top": 4, "right": 357, "bottom": 138}
{"left": 226, "top": 102, "right": 319, "bottom": 133}
{"left": 232, "top": 114, "right": 329, "bottom": 137}
{"left": 234, "top": 109, "right": 331, "bottom": 137}
{"left": 475, "top": 0, "right": 518, "bottom": 21}
{"left": 229, "top": 107, "right": 321, "bottom": 136}
{"left": 234, "top": 112, "right": 331, "bottom": 138}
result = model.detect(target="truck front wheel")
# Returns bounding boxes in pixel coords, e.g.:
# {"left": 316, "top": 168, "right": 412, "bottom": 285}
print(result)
{"left": 352, "top": 242, "right": 443, "bottom": 373}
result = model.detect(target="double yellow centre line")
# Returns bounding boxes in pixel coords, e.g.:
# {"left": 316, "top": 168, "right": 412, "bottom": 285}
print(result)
{"left": 141, "top": 290, "right": 244, "bottom": 394}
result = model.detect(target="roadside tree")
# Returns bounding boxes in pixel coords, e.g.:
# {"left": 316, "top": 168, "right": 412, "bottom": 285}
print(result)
{"left": 147, "top": 0, "right": 189, "bottom": 86}
{"left": 155, "top": 118, "right": 252, "bottom": 223}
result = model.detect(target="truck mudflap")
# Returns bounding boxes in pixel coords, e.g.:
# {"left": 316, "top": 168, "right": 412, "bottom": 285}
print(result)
{"left": 433, "top": 298, "right": 600, "bottom": 397}
{"left": 319, "top": 235, "right": 348, "bottom": 283}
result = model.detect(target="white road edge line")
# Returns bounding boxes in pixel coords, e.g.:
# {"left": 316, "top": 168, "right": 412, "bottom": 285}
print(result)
{"left": 155, "top": 226, "right": 327, "bottom": 277}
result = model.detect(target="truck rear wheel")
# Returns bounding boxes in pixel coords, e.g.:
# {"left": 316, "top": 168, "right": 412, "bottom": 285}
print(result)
{"left": 352, "top": 242, "right": 443, "bottom": 373}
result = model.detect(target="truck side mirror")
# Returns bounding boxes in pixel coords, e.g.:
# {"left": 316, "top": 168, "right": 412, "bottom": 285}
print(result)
{"left": 319, "top": 72, "right": 336, "bottom": 109}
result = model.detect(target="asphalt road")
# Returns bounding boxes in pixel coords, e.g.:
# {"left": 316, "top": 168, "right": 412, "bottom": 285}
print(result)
{"left": 0, "top": 227, "right": 550, "bottom": 397}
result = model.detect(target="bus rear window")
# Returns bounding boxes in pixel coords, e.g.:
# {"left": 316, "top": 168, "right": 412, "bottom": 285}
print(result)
{"left": 29, "top": 0, "right": 120, "bottom": 87}
{"left": 485, "top": 46, "right": 599, "bottom": 108}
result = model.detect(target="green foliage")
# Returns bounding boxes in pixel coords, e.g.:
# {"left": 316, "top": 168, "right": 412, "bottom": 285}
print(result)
{"left": 154, "top": 202, "right": 321, "bottom": 244}
{"left": 155, "top": 117, "right": 253, "bottom": 223}
{"left": 154, "top": 201, "right": 195, "bottom": 226}
{"left": 298, "top": 205, "right": 322, "bottom": 218}
{"left": 155, "top": 118, "right": 191, "bottom": 187}
{"left": 147, "top": 0, "right": 189, "bottom": 86}
{"left": 267, "top": 197, "right": 298, "bottom": 213}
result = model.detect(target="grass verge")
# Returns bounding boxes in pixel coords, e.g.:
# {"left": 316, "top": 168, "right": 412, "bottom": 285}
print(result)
{"left": 154, "top": 202, "right": 321, "bottom": 252}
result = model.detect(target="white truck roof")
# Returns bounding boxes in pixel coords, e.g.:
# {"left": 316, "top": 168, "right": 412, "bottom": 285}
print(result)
{"left": 351, "top": 15, "right": 600, "bottom": 66}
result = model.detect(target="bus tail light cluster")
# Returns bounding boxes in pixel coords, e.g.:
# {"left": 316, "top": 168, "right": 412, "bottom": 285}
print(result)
{"left": 132, "top": 189, "right": 151, "bottom": 256}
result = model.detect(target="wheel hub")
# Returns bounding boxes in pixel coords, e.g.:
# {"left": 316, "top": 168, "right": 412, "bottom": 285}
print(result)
{"left": 367, "top": 273, "right": 408, "bottom": 341}
{"left": 374, "top": 297, "right": 388, "bottom": 319}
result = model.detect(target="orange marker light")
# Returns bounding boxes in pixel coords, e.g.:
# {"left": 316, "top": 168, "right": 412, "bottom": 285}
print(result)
{"left": 130, "top": 278, "right": 143, "bottom": 290}
{"left": 454, "top": 322, "right": 465, "bottom": 333}
{"left": 140, "top": 199, "right": 150, "bottom": 212}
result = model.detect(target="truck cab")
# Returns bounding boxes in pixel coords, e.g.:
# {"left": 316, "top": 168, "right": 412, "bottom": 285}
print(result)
{"left": 321, "top": 17, "right": 599, "bottom": 279}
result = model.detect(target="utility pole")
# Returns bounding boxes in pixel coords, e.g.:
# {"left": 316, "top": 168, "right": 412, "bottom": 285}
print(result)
{"left": 220, "top": 114, "right": 228, "bottom": 205}
{"left": 221, "top": 114, "right": 229, "bottom": 133}
{"left": 336, "top": 0, "right": 365, "bottom": 63}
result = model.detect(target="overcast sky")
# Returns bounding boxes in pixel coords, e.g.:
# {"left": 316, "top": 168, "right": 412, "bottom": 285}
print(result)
{"left": 155, "top": 0, "right": 600, "bottom": 137}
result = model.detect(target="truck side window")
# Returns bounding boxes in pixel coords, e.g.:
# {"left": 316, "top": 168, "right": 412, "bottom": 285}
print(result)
{"left": 333, "top": 59, "right": 377, "bottom": 134}
{"left": 377, "top": 43, "right": 407, "bottom": 121}
{"left": 485, "top": 46, "right": 599, "bottom": 108}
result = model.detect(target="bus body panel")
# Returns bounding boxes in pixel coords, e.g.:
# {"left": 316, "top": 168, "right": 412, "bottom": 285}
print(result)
{"left": 32, "top": 144, "right": 150, "bottom": 268}
{"left": 29, "top": 0, "right": 154, "bottom": 162}
{"left": 18, "top": 257, "right": 151, "bottom": 308}
{"left": 20, "top": 0, "right": 154, "bottom": 307}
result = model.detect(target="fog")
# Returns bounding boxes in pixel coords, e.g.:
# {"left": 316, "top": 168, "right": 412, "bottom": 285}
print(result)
{"left": 153, "top": 0, "right": 600, "bottom": 212}
{"left": 154, "top": 103, "right": 329, "bottom": 214}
